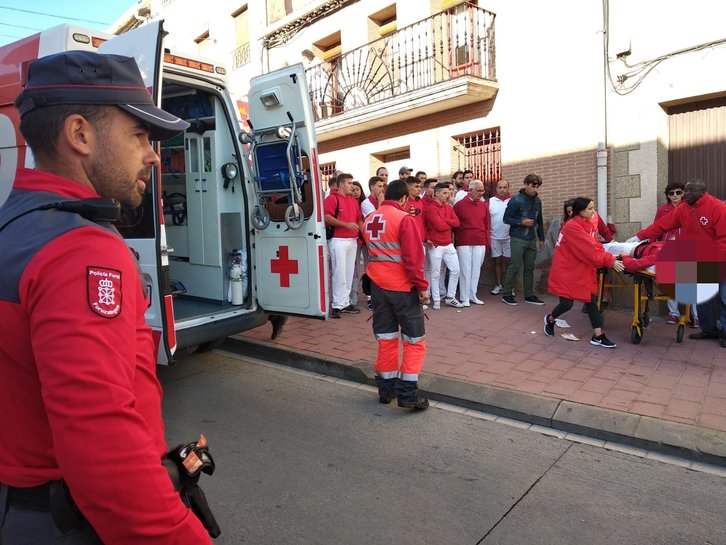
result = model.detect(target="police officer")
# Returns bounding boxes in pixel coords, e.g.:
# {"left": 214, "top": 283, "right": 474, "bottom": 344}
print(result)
{"left": 362, "top": 179, "right": 430, "bottom": 409}
{"left": 0, "top": 52, "right": 213, "bottom": 543}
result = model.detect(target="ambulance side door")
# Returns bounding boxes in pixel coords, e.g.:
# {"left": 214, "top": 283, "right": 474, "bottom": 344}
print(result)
{"left": 248, "top": 64, "right": 329, "bottom": 318}
{"left": 97, "top": 22, "right": 176, "bottom": 362}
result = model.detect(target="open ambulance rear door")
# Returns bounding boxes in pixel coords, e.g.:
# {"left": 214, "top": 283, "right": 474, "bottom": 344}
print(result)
{"left": 246, "top": 65, "right": 329, "bottom": 319}
{"left": 97, "top": 22, "right": 177, "bottom": 362}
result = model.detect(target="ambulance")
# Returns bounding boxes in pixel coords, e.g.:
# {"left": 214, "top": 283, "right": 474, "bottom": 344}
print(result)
{"left": 0, "top": 21, "right": 329, "bottom": 364}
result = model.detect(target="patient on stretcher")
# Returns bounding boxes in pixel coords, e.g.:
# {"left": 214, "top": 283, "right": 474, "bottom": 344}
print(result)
{"left": 602, "top": 241, "right": 665, "bottom": 274}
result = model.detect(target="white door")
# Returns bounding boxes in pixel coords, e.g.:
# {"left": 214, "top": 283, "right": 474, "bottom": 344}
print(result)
{"left": 248, "top": 64, "right": 329, "bottom": 318}
{"left": 97, "top": 22, "right": 176, "bottom": 362}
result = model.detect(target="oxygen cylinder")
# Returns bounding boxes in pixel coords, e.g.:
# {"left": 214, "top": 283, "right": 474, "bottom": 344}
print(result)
{"left": 228, "top": 250, "right": 246, "bottom": 305}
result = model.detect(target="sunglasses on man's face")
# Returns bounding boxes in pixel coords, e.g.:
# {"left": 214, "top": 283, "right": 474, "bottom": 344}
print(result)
{"left": 667, "top": 190, "right": 683, "bottom": 196}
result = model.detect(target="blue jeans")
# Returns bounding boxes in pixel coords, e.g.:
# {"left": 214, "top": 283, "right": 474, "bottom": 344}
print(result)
{"left": 696, "top": 279, "right": 726, "bottom": 337}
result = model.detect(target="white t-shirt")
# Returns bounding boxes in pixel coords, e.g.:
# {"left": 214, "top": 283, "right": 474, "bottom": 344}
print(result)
{"left": 489, "top": 195, "right": 511, "bottom": 240}
{"left": 360, "top": 198, "right": 377, "bottom": 218}
{"left": 454, "top": 189, "right": 468, "bottom": 204}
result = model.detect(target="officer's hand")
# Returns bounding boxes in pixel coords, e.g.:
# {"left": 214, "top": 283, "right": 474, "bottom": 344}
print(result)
{"left": 612, "top": 260, "right": 625, "bottom": 273}
{"left": 418, "top": 291, "right": 430, "bottom": 306}
{"left": 521, "top": 218, "right": 535, "bottom": 227}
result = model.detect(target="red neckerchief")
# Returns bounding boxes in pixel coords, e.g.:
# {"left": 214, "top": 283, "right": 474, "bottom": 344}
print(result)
{"left": 495, "top": 193, "right": 511, "bottom": 201}
{"left": 367, "top": 194, "right": 380, "bottom": 210}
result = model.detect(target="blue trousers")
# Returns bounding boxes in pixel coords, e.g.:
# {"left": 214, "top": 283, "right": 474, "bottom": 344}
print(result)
{"left": 0, "top": 484, "right": 102, "bottom": 544}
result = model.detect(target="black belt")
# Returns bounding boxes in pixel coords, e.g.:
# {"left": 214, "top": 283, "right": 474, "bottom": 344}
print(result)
{"left": 7, "top": 482, "right": 51, "bottom": 511}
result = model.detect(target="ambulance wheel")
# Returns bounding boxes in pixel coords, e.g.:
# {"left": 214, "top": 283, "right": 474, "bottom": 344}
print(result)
{"left": 252, "top": 205, "right": 270, "bottom": 230}
{"left": 676, "top": 324, "right": 685, "bottom": 343}
{"left": 630, "top": 326, "right": 642, "bottom": 344}
{"left": 284, "top": 203, "right": 304, "bottom": 230}
{"left": 197, "top": 336, "right": 227, "bottom": 352}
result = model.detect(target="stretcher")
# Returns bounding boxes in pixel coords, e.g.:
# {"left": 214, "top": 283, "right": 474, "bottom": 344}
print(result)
{"left": 596, "top": 242, "right": 692, "bottom": 344}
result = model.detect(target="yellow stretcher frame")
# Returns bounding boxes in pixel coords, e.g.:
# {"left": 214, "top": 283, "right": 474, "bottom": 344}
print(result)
{"left": 595, "top": 268, "right": 692, "bottom": 344}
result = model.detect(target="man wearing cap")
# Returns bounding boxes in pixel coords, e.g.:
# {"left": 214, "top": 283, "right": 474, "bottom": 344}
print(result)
{"left": 398, "top": 165, "right": 413, "bottom": 181}
{"left": 0, "top": 51, "right": 212, "bottom": 543}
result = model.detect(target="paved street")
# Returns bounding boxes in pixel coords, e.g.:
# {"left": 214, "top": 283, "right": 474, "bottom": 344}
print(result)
{"left": 159, "top": 350, "right": 726, "bottom": 545}
{"left": 233, "top": 289, "right": 726, "bottom": 462}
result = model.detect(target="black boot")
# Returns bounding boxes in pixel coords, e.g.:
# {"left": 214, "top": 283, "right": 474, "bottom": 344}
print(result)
{"left": 375, "top": 375, "right": 397, "bottom": 404}
{"left": 395, "top": 379, "right": 429, "bottom": 410}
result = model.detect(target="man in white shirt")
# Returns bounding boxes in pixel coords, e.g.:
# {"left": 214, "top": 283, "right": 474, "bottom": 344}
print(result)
{"left": 488, "top": 179, "right": 512, "bottom": 295}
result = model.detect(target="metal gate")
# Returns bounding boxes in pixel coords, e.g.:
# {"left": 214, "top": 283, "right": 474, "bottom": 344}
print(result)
{"left": 667, "top": 96, "right": 726, "bottom": 200}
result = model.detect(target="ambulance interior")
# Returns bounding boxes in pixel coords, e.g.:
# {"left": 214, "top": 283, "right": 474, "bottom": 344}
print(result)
{"left": 157, "top": 82, "right": 250, "bottom": 322}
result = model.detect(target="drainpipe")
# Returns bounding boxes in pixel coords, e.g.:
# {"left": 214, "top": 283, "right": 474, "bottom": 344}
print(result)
{"left": 597, "top": 142, "right": 608, "bottom": 221}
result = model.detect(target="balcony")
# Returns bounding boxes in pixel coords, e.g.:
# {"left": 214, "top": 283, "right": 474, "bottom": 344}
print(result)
{"left": 305, "top": 2, "right": 498, "bottom": 142}
{"left": 232, "top": 41, "right": 251, "bottom": 70}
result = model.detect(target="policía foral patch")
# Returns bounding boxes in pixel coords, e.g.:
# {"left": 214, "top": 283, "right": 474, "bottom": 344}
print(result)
{"left": 87, "top": 267, "right": 122, "bottom": 318}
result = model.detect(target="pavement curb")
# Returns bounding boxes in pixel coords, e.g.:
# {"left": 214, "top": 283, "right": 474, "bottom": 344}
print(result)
{"left": 221, "top": 337, "right": 726, "bottom": 466}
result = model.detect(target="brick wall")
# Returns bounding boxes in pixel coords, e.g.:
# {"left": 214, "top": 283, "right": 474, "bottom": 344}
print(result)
{"left": 502, "top": 148, "right": 601, "bottom": 226}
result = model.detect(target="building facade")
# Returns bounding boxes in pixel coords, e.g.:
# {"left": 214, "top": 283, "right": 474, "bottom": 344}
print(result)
{"left": 114, "top": 0, "right": 726, "bottom": 237}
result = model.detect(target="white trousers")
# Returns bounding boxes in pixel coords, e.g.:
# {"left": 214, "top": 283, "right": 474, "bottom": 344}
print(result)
{"left": 329, "top": 237, "right": 358, "bottom": 309}
{"left": 428, "top": 243, "right": 460, "bottom": 301}
{"left": 457, "top": 245, "right": 486, "bottom": 302}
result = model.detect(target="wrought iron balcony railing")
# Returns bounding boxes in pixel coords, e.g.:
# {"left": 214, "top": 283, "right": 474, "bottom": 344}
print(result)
{"left": 232, "top": 41, "right": 251, "bottom": 70}
{"left": 305, "top": 2, "right": 496, "bottom": 120}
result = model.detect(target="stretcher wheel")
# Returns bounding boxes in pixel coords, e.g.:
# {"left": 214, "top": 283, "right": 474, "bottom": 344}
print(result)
{"left": 630, "top": 326, "right": 642, "bottom": 344}
{"left": 676, "top": 324, "right": 685, "bottom": 343}
{"left": 284, "top": 203, "right": 304, "bottom": 230}
{"left": 252, "top": 205, "right": 271, "bottom": 230}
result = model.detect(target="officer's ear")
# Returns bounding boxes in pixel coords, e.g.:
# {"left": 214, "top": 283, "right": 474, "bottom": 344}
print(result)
{"left": 62, "top": 114, "right": 94, "bottom": 158}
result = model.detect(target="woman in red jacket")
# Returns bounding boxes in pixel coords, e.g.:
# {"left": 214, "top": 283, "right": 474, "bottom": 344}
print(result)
{"left": 544, "top": 197, "right": 625, "bottom": 348}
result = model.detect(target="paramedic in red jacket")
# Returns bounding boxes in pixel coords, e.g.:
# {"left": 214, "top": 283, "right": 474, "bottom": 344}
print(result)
{"left": 0, "top": 52, "right": 211, "bottom": 544}
{"left": 635, "top": 179, "right": 726, "bottom": 345}
{"left": 544, "top": 197, "right": 625, "bottom": 348}
{"left": 453, "top": 179, "right": 490, "bottom": 306}
{"left": 363, "top": 180, "right": 430, "bottom": 409}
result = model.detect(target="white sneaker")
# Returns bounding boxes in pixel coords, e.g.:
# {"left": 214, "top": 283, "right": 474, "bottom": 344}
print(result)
{"left": 432, "top": 301, "right": 441, "bottom": 310}
{"left": 444, "top": 297, "right": 464, "bottom": 308}
{"left": 490, "top": 285, "right": 503, "bottom": 295}
{"left": 470, "top": 297, "right": 485, "bottom": 305}
{"left": 422, "top": 304, "right": 429, "bottom": 310}
{"left": 461, "top": 300, "right": 470, "bottom": 307}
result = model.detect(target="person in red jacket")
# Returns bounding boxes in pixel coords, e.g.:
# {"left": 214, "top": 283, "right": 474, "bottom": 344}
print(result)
{"left": 453, "top": 180, "right": 490, "bottom": 306}
{"left": 544, "top": 197, "right": 625, "bottom": 348}
{"left": 0, "top": 52, "right": 212, "bottom": 544}
{"left": 363, "top": 180, "right": 430, "bottom": 409}
{"left": 652, "top": 181, "right": 686, "bottom": 324}
{"left": 634, "top": 179, "right": 726, "bottom": 345}
{"left": 424, "top": 182, "right": 463, "bottom": 309}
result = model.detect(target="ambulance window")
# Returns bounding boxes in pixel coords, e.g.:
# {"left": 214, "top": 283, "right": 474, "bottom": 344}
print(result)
{"left": 188, "top": 138, "right": 199, "bottom": 172}
{"left": 203, "top": 136, "right": 212, "bottom": 173}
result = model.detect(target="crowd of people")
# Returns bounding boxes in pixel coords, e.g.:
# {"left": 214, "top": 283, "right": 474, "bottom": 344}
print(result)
{"left": 325, "top": 168, "right": 726, "bottom": 350}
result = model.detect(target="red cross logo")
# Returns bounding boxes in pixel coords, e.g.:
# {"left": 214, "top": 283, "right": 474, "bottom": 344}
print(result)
{"left": 366, "top": 214, "right": 386, "bottom": 240}
{"left": 270, "top": 246, "right": 299, "bottom": 287}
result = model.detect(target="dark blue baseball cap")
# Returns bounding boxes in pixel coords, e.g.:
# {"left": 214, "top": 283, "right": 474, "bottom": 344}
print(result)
{"left": 15, "top": 50, "right": 189, "bottom": 140}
